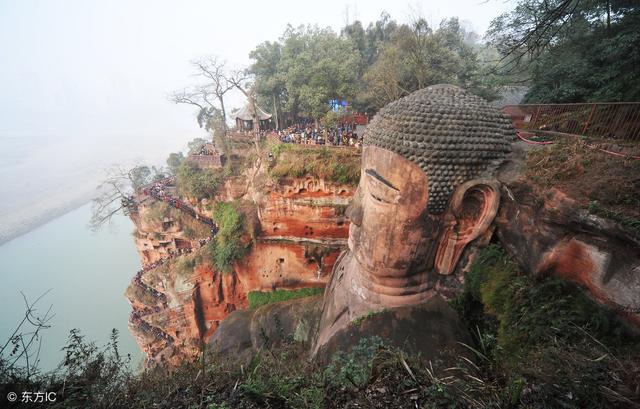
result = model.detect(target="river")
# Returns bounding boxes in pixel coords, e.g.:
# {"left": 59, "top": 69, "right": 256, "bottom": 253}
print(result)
{"left": 0, "top": 203, "right": 143, "bottom": 371}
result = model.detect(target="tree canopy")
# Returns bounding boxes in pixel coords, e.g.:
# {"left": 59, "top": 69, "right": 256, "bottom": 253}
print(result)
{"left": 248, "top": 15, "right": 499, "bottom": 125}
{"left": 487, "top": 0, "right": 640, "bottom": 102}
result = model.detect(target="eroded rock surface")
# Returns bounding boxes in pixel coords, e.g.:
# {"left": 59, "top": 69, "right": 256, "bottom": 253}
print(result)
{"left": 126, "top": 148, "right": 356, "bottom": 366}
{"left": 496, "top": 179, "right": 640, "bottom": 325}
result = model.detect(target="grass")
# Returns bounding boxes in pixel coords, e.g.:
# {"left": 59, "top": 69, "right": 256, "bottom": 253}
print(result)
{"left": 525, "top": 137, "right": 640, "bottom": 220}
{"left": 449, "top": 243, "right": 640, "bottom": 407}
{"left": 247, "top": 287, "right": 324, "bottom": 309}
{"left": 268, "top": 143, "right": 360, "bottom": 185}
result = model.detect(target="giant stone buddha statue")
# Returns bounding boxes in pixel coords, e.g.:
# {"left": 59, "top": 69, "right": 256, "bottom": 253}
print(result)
{"left": 210, "top": 84, "right": 515, "bottom": 364}
{"left": 311, "top": 84, "right": 514, "bottom": 359}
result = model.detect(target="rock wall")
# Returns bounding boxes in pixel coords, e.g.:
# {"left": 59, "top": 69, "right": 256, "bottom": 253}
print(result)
{"left": 496, "top": 142, "right": 640, "bottom": 327}
{"left": 125, "top": 160, "right": 356, "bottom": 366}
{"left": 495, "top": 180, "right": 640, "bottom": 325}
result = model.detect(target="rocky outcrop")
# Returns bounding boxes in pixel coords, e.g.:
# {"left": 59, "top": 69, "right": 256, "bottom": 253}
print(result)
{"left": 125, "top": 150, "right": 356, "bottom": 366}
{"left": 495, "top": 180, "right": 640, "bottom": 325}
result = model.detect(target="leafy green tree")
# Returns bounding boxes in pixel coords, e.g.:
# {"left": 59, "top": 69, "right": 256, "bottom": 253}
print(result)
{"left": 166, "top": 152, "right": 185, "bottom": 175}
{"left": 249, "top": 41, "right": 285, "bottom": 128}
{"left": 249, "top": 25, "right": 361, "bottom": 124}
{"left": 362, "top": 17, "right": 498, "bottom": 109}
{"left": 487, "top": 0, "right": 639, "bottom": 102}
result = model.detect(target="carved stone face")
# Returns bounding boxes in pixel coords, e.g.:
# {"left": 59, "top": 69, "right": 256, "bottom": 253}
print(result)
{"left": 347, "top": 146, "right": 437, "bottom": 282}
{"left": 345, "top": 144, "right": 502, "bottom": 301}
{"left": 312, "top": 85, "right": 513, "bottom": 360}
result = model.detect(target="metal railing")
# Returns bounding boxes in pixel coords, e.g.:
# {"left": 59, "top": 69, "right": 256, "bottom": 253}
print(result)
{"left": 503, "top": 103, "right": 640, "bottom": 141}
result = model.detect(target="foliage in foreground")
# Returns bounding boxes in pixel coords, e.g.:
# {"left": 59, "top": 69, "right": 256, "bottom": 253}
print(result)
{"left": 4, "top": 244, "right": 640, "bottom": 408}
{"left": 209, "top": 201, "right": 251, "bottom": 273}
{"left": 451, "top": 243, "right": 640, "bottom": 408}
{"left": 269, "top": 143, "right": 360, "bottom": 185}
{"left": 247, "top": 288, "right": 325, "bottom": 309}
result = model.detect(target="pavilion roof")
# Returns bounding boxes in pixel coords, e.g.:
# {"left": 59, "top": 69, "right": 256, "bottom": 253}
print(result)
{"left": 231, "top": 102, "right": 272, "bottom": 121}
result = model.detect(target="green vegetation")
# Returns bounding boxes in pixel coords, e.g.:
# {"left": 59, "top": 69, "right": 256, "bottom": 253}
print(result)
{"left": 449, "top": 243, "right": 640, "bottom": 407}
{"left": 165, "top": 151, "right": 185, "bottom": 175}
{"left": 176, "top": 161, "right": 229, "bottom": 200}
{"left": 487, "top": 1, "right": 639, "bottom": 102}
{"left": 247, "top": 287, "right": 324, "bottom": 309}
{"left": 250, "top": 16, "right": 500, "bottom": 121}
{"left": 142, "top": 201, "right": 210, "bottom": 240}
{"left": 589, "top": 200, "right": 640, "bottom": 239}
{"left": 352, "top": 310, "right": 387, "bottom": 327}
{"left": 209, "top": 201, "right": 250, "bottom": 273}
{"left": 268, "top": 143, "right": 360, "bottom": 185}
{"left": 525, "top": 138, "right": 640, "bottom": 220}
{"left": 6, "top": 274, "right": 640, "bottom": 408}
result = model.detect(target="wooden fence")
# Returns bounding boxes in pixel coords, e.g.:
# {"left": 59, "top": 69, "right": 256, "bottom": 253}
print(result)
{"left": 503, "top": 103, "right": 640, "bottom": 141}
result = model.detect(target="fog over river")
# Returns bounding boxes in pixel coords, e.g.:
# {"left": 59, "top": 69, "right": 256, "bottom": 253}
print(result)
{"left": 0, "top": 0, "right": 510, "bottom": 371}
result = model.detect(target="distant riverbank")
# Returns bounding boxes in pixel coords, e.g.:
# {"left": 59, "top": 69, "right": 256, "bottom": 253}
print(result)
{"left": 0, "top": 193, "right": 94, "bottom": 246}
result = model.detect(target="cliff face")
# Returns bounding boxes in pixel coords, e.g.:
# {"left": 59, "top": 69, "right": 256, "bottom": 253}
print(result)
{"left": 125, "top": 145, "right": 357, "bottom": 366}
{"left": 496, "top": 141, "right": 640, "bottom": 326}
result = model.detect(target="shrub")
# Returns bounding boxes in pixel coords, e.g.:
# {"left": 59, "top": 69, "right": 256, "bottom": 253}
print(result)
{"left": 176, "top": 161, "right": 228, "bottom": 199}
{"left": 247, "top": 287, "right": 324, "bottom": 309}
{"left": 324, "top": 336, "right": 386, "bottom": 389}
{"left": 209, "top": 201, "right": 249, "bottom": 273}
{"left": 450, "top": 243, "right": 640, "bottom": 407}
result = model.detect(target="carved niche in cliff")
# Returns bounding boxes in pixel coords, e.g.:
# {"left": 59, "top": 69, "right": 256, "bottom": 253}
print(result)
{"left": 312, "top": 84, "right": 515, "bottom": 359}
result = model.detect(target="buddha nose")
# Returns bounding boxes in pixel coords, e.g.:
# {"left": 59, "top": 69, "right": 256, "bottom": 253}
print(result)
{"left": 345, "top": 192, "right": 363, "bottom": 226}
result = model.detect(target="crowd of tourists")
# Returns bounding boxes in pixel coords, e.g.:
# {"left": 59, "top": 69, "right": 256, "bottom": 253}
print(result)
{"left": 140, "top": 179, "right": 216, "bottom": 227}
{"left": 129, "top": 177, "right": 225, "bottom": 344}
{"left": 129, "top": 311, "right": 172, "bottom": 343}
{"left": 275, "top": 123, "right": 362, "bottom": 147}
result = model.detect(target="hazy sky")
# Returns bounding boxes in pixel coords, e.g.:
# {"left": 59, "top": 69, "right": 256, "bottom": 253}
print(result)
{"left": 0, "top": 0, "right": 513, "bottom": 146}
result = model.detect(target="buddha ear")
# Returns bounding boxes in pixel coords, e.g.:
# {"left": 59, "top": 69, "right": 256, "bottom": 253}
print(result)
{"left": 434, "top": 179, "right": 501, "bottom": 275}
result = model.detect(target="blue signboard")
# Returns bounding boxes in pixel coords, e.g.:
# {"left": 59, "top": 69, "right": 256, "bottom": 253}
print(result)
{"left": 329, "top": 99, "right": 348, "bottom": 112}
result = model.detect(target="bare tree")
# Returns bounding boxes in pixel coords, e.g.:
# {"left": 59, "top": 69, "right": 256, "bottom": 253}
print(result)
{"left": 170, "top": 56, "right": 234, "bottom": 136}
{"left": 89, "top": 165, "right": 158, "bottom": 231}
{"left": 0, "top": 290, "right": 54, "bottom": 380}
{"left": 228, "top": 69, "right": 261, "bottom": 136}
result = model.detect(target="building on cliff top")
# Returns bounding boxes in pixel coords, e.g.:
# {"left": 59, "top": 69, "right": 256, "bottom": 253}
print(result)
{"left": 231, "top": 102, "right": 273, "bottom": 131}
{"left": 186, "top": 142, "right": 225, "bottom": 168}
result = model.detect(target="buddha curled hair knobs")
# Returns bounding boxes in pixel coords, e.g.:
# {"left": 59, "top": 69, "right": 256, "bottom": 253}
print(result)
{"left": 364, "top": 84, "right": 515, "bottom": 213}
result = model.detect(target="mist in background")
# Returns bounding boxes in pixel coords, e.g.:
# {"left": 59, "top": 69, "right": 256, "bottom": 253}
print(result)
{"left": 0, "top": 0, "right": 511, "bottom": 243}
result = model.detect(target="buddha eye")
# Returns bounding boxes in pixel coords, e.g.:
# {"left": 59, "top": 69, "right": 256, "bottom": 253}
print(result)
{"left": 365, "top": 169, "right": 400, "bottom": 205}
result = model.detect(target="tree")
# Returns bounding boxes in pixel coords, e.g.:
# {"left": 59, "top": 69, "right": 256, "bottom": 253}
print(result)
{"left": 170, "top": 57, "right": 234, "bottom": 135}
{"left": 361, "top": 17, "right": 497, "bottom": 109}
{"left": 166, "top": 152, "right": 185, "bottom": 175}
{"left": 89, "top": 165, "right": 161, "bottom": 231}
{"left": 487, "top": 0, "right": 640, "bottom": 102}
{"left": 249, "top": 41, "right": 285, "bottom": 129}
{"left": 249, "top": 25, "right": 361, "bottom": 124}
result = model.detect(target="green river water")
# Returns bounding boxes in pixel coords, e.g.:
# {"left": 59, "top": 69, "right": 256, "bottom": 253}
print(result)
{"left": 0, "top": 203, "right": 143, "bottom": 371}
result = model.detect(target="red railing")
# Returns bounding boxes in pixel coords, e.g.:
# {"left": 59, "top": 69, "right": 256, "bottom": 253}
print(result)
{"left": 503, "top": 103, "right": 640, "bottom": 141}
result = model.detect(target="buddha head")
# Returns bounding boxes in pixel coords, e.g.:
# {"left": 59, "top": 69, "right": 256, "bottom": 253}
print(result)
{"left": 346, "top": 85, "right": 514, "bottom": 302}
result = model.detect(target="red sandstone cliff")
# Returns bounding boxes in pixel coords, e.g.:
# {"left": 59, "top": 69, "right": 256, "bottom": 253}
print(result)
{"left": 125, "top": 142, "right": 357, "bottom": 366}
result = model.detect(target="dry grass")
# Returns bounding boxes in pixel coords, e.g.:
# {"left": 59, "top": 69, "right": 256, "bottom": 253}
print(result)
{"left": 269, "top": 143, "right": 361, "bottom": 186}
{"left": 525, "top": 137, "right": 640, "bottom": 219}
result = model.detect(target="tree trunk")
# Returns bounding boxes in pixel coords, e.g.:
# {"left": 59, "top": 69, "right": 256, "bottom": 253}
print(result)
{"left": 249, "top": 93, "right": 260, "bottom": 137}
{"left": 272, "top": 92, "right": 279, "bottom": 130}
{"left": 218, "top": 96, "right": 228, "bottom": 136}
